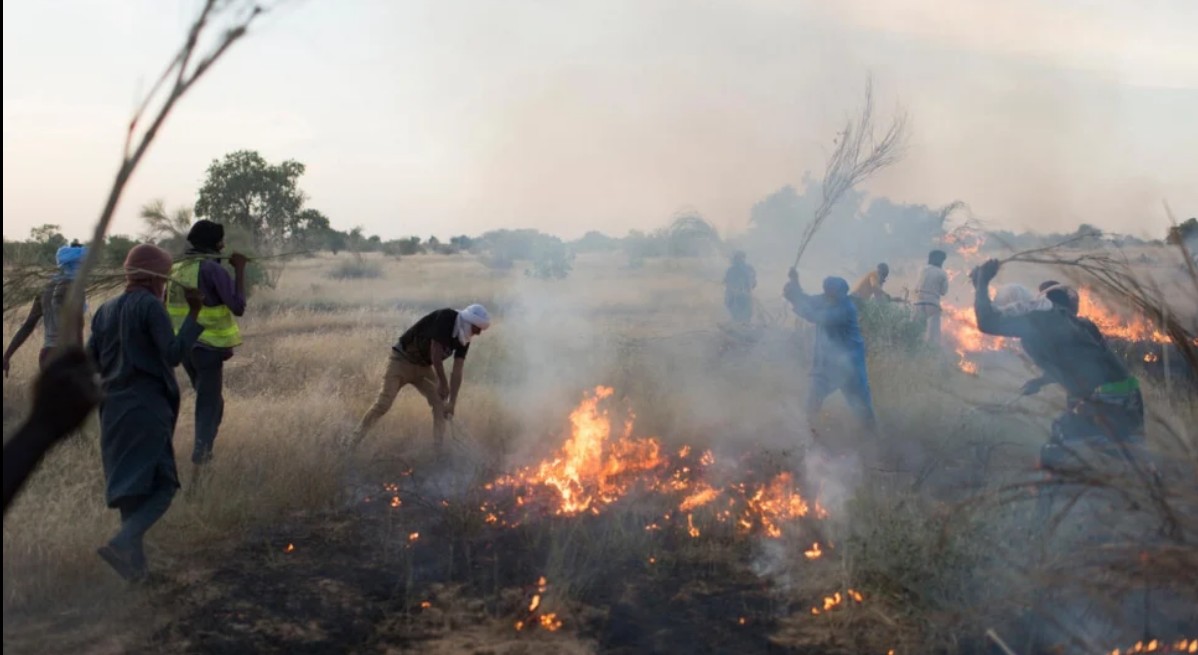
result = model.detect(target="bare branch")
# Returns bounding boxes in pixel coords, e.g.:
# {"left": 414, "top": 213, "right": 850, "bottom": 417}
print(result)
{"left": 54, "top": 2, "right": 269, "bottom": 353}
{"left": 792, "top": 77, "right": 910, "bottom": 268}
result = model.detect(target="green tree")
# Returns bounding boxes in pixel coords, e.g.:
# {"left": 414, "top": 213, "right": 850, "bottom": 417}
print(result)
{"left": 140, "top": 199, "right": 194, "bottom": 251}
{"left": 28, "top": 224, "right": 68, "bottom": 264}
{"left": 194, "top": 150, "right": 306, "bottom": 248}
{"left": 102, "top": 235, "right": 139, "bottom": 268}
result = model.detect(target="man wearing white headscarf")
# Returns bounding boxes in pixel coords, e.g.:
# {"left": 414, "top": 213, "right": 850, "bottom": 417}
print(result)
{"left": 351, "top": 304, "right": 492, "bottom": 453}
{"left": 971, "top": 259, "right": 1143, "bottom": 472}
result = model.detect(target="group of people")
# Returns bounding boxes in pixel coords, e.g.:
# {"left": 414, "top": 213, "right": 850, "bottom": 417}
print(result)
{"left": 4, "top": 220, "right": 491, "bottom": 582}
{"left": 726, "top": 248, "right": 1144, "bottom": 470}
{"left": 4, "top": 233, "right": 1149, "bottom": 583}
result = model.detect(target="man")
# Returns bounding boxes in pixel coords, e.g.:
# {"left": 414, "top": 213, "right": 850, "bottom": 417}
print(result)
{"left": 4, "top": 241, "right": 87, "bottom": 375}
{"left": 723, "top": 251, "right": 756, "bottom": 324}
{"left": 351, "top": 304, "right": 492, "bottom": 453}
{"left": 851, "top": 263, "right": 891, "bottom": 301}
{"left": 971, "top": 259, "right": 1143, "bottom": 468}
{"left": 913, "top": 250, "right": 950, "bottom": 345}
{"left": 89, "top": 244, "right": 203, "bottom": 581}
{"left": 1020, "top": 281, "right": 1106, "bottom": 396}
{"left": 164, "top": 220, "right": 247, "bottom": 466}
{"left": 4, "top": 347, "right": 101, "bottom": 515}
{"left": 784, "top": 269, "right": 876, "bottom": 430}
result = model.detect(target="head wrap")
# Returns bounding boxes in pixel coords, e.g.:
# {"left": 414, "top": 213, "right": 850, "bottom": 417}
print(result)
{"left": 1039, "top": 283, "right": 1080, "bottom": 316}
{"left": 124, "top": 244, "right": 173, "bottom": 297}
{"left": 55, "top": 244, "right": 87, "bottom": 279}
{"left": 928, "top": 250, "right": 947, "bottom": 267}
{"left": 187, "top": 220, "right": 225, "bottom": 253}
{"left": 454, "top": 304, "right": 492, "bottom": 346}
{"left": 822, "top": 276, "right": 850, "bottom": 299}
{"left": 993, "top": 283, "right": 1053, "bottom": 317}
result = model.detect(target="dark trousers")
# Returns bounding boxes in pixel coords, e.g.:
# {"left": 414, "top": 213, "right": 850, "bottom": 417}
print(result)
{"left": 183, "top": 347, "right": 225, "bottom": 464}
{"left": 806, "top": 365, "right": 877, "bottom": 430}
{"left": 111, "top": 477, "right": 176, "bottom": 572}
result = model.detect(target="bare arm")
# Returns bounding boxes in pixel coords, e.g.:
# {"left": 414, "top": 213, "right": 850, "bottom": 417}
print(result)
{"left": 4, "top": 297, "right": 44, "bottom": 373}
{"left": 430, "top": 341, "right": 450, "bottom": 397}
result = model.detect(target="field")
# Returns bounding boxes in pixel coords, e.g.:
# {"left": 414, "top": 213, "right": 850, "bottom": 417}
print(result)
{"left": 3, "top": 250, "right": 1197, "bottom": 654}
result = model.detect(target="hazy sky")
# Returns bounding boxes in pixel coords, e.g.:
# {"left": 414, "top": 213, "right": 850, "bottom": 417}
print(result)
{"left": 4, "top": 0, "right": 1197, "bottom": 242}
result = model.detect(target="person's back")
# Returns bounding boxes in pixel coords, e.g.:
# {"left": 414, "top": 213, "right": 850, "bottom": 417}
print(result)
{"left": 91, "top": 290, "right": 182, "bottom": 400}
{"left": 975, "top": 283, "right": 1129, "bottom": 399}
{"left": 724, "top": 262, "right": 755, "bottom": 294}
{"left": 915, "top": 264, "right": 948, "bottom": 305}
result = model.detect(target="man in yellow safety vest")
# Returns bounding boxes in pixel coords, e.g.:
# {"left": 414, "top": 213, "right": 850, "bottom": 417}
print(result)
{"left": 165, "top": 220, "right": 248, "bottom": 468}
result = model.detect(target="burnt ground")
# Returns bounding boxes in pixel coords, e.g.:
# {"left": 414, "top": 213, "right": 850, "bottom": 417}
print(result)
{"left": 4, "top": 457, "right": 829, "bottom": 655}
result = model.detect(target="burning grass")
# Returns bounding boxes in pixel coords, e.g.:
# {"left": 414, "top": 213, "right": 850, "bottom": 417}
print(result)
{"left": 4, "top": 251, "right": 1197, "bottom": 654}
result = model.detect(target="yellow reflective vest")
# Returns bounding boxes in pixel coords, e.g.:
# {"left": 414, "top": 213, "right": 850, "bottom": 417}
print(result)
{"left": 165, "top": 259, "right": 242, "bottom": 348}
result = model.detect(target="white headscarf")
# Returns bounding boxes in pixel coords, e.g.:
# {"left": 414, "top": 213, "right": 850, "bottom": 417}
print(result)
{"left": 993, "top": 284, "right": 1053, "bottom": 317}
{"left": 454, "top": 304, "right": 491, "bottom": 345}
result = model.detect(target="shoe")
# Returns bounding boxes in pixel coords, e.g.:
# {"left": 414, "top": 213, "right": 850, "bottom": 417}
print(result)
{"left": 97, "top": 543, "right": 147, "bottom": 583}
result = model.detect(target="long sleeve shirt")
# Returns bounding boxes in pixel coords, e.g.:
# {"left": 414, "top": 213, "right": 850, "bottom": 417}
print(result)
{"left": 785, "top": 280, "right": 867, "bottom": 374}
{"left": 974, "top": 282, "right": 1128, "bottom": 398}
{"left": 914, "top": 265, "right": 949, "bottom": 306}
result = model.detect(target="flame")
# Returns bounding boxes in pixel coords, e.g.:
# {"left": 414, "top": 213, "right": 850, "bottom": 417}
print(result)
{"left": 390, "top": 496, "right": 401, "bottom": 508}
{"left": 943, "top": 226, "right": 986, "bottom": 259}
{"left": 283, "top": 543, "right": 295, "bottom": 553}
{"left": 742, "top": 473, "right": 811, "bottom": 538}
{"left": 738, "top": 616, "right": 747, "bottom": 625}
{"left": 810, "top": 588, "right": 865, "bottom": 615}
{"left": 539, "top": 613, "right": 563, "bottom": 631}
{"left": 420, "top": 601, "right": 431, "bottom": 609}
{"left": 940, "top": 300, "right": 1010, "bottom": 374}
{"left": 408, "top": 532, "right": 420, "bottom": 541}
{"left": 1108, "top": 638, "right": 1198, "bottom": 654}
{"left": 487, "top": 387, "right": 827, "bottom": 540}
{"left": 804, "top": 542, "right": 823, "bottom": 559}
{"left": 1078, "top": 290, "right": 1170, "bottom": 344}
{"left": 490, "top": 386, "right": 668, "bottom": 515}
{"left": 1144, "top": 352, "right": 1159, "bottom": 363}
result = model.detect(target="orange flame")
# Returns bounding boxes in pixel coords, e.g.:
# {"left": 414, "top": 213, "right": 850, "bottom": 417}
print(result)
{"left": 491, "top": 386, "right": 668, "bottom": 515}
{"left": 1078, "top": 289, "right": 1170, "bottom": 344}
{"left": 804, "top": 542, "right": 823, "bottom": 559}
{"left": 940, "top": 300, "right": 1009, "bottom": 374}
{"left": 283, "top": 543, "right": 295, "bottom": 553}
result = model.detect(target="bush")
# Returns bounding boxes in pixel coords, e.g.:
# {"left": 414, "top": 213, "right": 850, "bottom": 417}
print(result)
{"left": 326, "top": 256, "right": 383, "bottom": 280}
{"left": 856, "top": 300, "right": 927, "bottom": 354}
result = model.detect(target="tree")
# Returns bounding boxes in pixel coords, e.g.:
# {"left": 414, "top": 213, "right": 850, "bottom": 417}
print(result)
{"left": 194, "top": 150, "right": 306, "bottom": 249}
{"left": 291, "top": 208, "right": 332, "bottom": 251}
{"left": 140, "top": 199, "right": 194, "bottom": 251}
{"left": 102, "top": 235, "right": 139, "bottom": 268}
{"left": 28, "top": 224, "right": 68, "bottom": 264}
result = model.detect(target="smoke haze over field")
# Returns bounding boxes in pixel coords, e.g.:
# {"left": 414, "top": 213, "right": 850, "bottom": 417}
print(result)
{"left": 3, "top": 0, "right": 1196, "bottom": 242}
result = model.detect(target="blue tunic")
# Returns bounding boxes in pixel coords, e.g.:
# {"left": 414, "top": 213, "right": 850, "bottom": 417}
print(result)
{"left": 784, "top": 276, "right": 875, "bottom": 425}
{"left": 87, "top": 289, "right": 201, "bottom": 507}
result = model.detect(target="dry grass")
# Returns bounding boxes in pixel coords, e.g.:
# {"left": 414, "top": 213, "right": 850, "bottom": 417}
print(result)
{"left": 3, "top": 249, "right": 1196, "bottom": 653}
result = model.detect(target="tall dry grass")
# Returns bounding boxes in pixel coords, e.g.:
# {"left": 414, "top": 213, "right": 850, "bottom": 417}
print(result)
{"left": 3, "top": 250, "right": 1196, "bottom": 652}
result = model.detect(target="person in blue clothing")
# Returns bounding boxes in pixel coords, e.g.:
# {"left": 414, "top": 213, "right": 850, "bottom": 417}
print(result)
{"left": 783, "top": 267, "right": 877, "bottom": 430}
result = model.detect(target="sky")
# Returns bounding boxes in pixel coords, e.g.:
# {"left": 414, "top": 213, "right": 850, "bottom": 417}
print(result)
{"left": 3, "top": 0, "right": 1197, "bottom": 243}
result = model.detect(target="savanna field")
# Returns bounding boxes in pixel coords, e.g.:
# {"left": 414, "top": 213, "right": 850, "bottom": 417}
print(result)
{"left": 4, "top": 250, "right": 1197, "bottom": 655}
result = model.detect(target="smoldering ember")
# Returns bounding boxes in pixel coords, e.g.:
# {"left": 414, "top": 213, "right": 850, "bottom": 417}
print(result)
{"left": 3, "top": 2, "right": 1198, "bottom": 655}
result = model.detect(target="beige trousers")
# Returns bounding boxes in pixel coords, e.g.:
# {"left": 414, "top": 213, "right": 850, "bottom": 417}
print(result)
{"left": 915, "top": 303, "right": 942, "bottom": 346}
{"left": 353, "top": 353, "right": 445, "bottom": 446}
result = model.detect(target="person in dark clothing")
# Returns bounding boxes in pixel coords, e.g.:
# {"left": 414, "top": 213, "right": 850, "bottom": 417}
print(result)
{"left": 3, "top": 242, "right": 87, "bottom": 375}
{"left": 723, "top": 251, "right": 757, "bottom": 323}
{"left": 351, "top": 305, "right": 492, "bottom": 452}
{"left": 971, "top": 259, "right": 1143, "bottom": 470}
{"left": 165, "top": 220, "right": 248, "bottom": 467}
{"left": 1019, "top": 281, "right": 1106, "bottom": 396}
{"left": 89, "top": 244, "right": 203, "bottom": 581}
{"left": 783, "top": 268, "right": 877, "bottom": 429}
{"left": 4, "top": 346, "right": 101, "bottom": 516}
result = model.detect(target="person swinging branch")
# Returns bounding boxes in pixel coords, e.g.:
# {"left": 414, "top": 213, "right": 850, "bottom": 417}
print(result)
{"left": 350, "top": 305, "right": 492, "bottom": 454}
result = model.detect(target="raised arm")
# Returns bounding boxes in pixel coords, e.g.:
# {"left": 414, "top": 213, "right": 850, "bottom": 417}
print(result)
{"left": 971, "top": 260, "right": 1035, "bottom": 338}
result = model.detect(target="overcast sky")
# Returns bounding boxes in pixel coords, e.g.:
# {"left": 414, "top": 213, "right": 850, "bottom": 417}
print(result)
{"left": 4, "top": 0, "right": 1196, "bottom": 242}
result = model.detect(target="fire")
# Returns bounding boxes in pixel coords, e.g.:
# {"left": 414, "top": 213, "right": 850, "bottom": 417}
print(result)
{"left": 742, "top": 473, "right": 812, "bottom": 538}
{"left": 1078, "top": 290, "right": 1170, "bottom": 344}
{"left": 487, "top": 387, "right": 827, "bottom": 541}
{"left": 943, "top": 225, "right": 986, "bottom": 259}
{"left": 940, "top": 301, "right": 1009, "bottom": 374}
{"left": 539, "top": 613, "right": 563, "bottom": 631}
{"left": 490, "top": 386, "right": 668, "bottom": 516}
{"left": 804, "top": 542, "right": 823, "bottom": 559}
{"left": 1109, "top": 638, "right": 1198, "bottom": 654}
{"left": 408, "top": 532, "right": 420, "bottom": 542}
{"left": 283, "top": 543, "right": 295, "bottom": 553}
{"left": 810, "top": 588, "right": 865, "bottom": 615}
